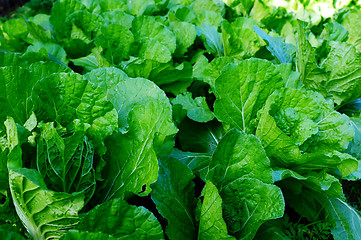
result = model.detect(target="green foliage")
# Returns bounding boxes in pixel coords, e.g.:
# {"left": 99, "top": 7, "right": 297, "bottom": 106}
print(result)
{"left": 1, "top": 0, "right": 361, "bottom": 239}
{"left": 9, "top": 168, "right": 85, "bottom": 240}
{"left": 151, "top": 157, "right": 197, "bottom": 240}
{"left": 255, "top": 214, "right": 333, "bottom": 240}
{"left": 198, "top": 181, "right": 235, "bottom": 240}
{"left": 214, "top": 58, "right": 284, "bottom": 133}
{"left": 77, "top": 199, "right": 164, "bottom": 239}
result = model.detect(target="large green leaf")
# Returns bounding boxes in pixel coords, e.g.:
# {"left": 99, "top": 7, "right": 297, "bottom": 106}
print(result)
{"left": 200, "top": 57, "right": 241, "bottom": 90}
{"left": 9, "top": 168, "right": 84, "bottom": 240}
{"left": 196, "top": 24, "right": 224, "bottom": 57}
{"left": 32, "top": 72, "right": 118, "bottom": 154}
{"left": 0, "top": 63, "right": 70, "bottom": 125}
{"left": 319, "top": 194, "right": 361, "bottom": 240}
{"left": 192, "top": 0, "right": 224, "bottom": 27}
{"left": 221, "top": 178, "right": 285, "bottom": 240}
{"left": 249, "top": 0, "right": 274, "bottom": 23}
{"left": 84, "top": 67, "right": 128, "bottom": 93}
{"left": 320, "top": 22, "right": 349, "bottom": 42}
{"left": 0, "top": 67, "right": 34, "bottom": 124}
{"left": 50, "top": 0, "right": 87, "bottom": 40}
{"left": 275, "top": 168, "right": 342, "bottom": 197}
{"left": 299, "top": 36, "right": 361, "bottom": 107}
{"left": 214, "top": 58, "right": 284, "bottom": 133}
{"left": 102, "top": 104, "right": 171, "bottom": 200}
{"left": 205, "top": 129, "right": 284, "bottom": 239}
{"left": 124, "top": 0, "right": 156, "bottom": 16}
{"left": 340, "top": 8, "right": 361, "bottom": 52}
{"left": 0, "top": 52, "right": 23, "bottom": 67}
{"left": 94, "top": 24, "right": 134, "bottom": 65}
{"left": 132, "top": 15, "right": 176, "bottom": 63}
{"left": 206, "top": 129, "right": 274, "bottom": 190}
{"left": 28, "top": 61, "right": 71, "bottom": 79}
{"left": 169, "top": 20, "right": 196, "bottom": 56}
{"left": 320, "top": 41, "right": 361, "bottom": 107}
{"left": 198, "top": 181, "right": 235, "bottom": 240}
{"left": 137, "top": 38, "right": 173, "bottom": 63}
{"left": 64, "top": 10, "right": 104, "bottom": 39}
{"left": 195, "top": 11, "right": 222, "bottom": 29}
{"left": 85, "top": 67, "right": 177, "bottom": 134}
{"left": 86, "top": 67, "right": 178, "bottom": 149}
{"left": 221, "top": 17, "right": 265, "bottom": 59}
{"left": 256, "top": 87, "right": 356, "bottom": 174}
{"left": 120, "top": 58, "right": 193, "bottom": 94}
{"left": 25, "top": 18, "right": 52, "bottom": 44}
{"left": 27, "top": 42, "right": 68, "bottom": 65}
{"left": 85, "top": 68, "right": 177, "bottom": 200}
{"left": 0, "top": 51, "right": 67, "bottom": 69}
{"left": 61, "top": 10, "right": 104, "bottom": 58}
{"left": 255, "top": 88, "right": 321, "bottom": 165}
{"left": 151, "top": 157, "right": 197, "bottom": 240}
{"left": 77, "top": 198, "right": 164, "bottom": 239}
{"left": 148, "top": 61, "right": 194, "bottom": 95}
{"left": 101, "top": 10, "right": 134, "bottom": 28}
{"left": 95, "top": 0, "right": 127, "bottom": 12}
{"left": 323, "top": 46, "right": 359, "bottom": 104}
{"left": 0, "top": 18, "right": 28, "bottom": 52}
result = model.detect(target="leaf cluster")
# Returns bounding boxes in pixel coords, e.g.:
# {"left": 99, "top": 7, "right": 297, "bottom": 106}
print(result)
{"left": 0, "top": 0, "right": 361, "bottom": 239}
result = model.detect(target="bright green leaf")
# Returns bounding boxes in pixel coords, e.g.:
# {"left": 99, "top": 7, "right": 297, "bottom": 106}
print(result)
{"left": 214, "top": 58, "right": 284, "bottom": 133}
{"left": 9, "top": 168, "right": 84, "bottom": 240}
{"left": 198, "top": 181, "right": 235, "bottom": 240}
{"left": 207, "top": 129, "right": 273, "bottom": 190}
{"left": 172, "top": 92, "right": 214, "bottom": 123}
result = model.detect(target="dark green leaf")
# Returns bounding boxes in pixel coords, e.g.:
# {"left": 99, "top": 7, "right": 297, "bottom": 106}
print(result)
{"left": 177, "top": 119, "right": 224, "bottom": 153}
{"left": 151, "top": 157, "right": 197, "bottom": 240}
{"left": 170, "top": 149, "right": 212, "bottom": 181}
{"left": 77, "top": 198, "right": 164, "bottom": 239}
{"left": 221, "top": 178, "right": 285, "bottom": 239}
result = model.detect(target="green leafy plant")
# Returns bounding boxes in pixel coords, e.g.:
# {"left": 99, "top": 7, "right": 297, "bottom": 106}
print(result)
{"left": 0, "top": 0, "right": 361, "bottom": 239}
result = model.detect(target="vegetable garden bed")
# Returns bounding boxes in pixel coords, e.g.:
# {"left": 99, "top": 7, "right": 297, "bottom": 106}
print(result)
{"left": 1, "top": 0, "right": 361, "bottom": 239}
